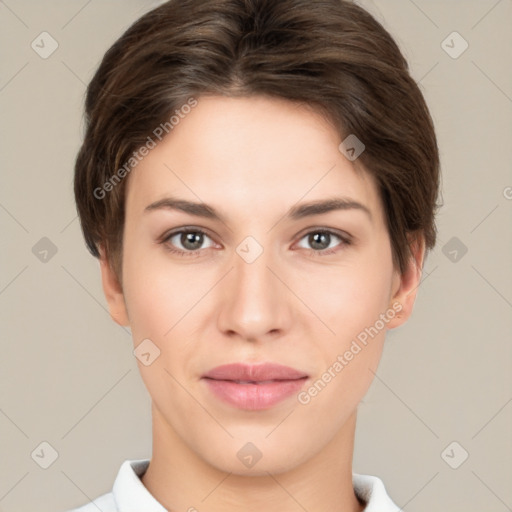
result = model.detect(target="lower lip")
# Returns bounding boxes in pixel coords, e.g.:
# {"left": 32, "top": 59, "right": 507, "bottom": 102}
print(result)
{"left": 202, "top": 378, "right": 308, "bottom": 410}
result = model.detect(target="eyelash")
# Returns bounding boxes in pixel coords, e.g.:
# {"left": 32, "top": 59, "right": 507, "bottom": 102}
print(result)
{"left": 159, "top": 227, "right": 352, "bottom": 258}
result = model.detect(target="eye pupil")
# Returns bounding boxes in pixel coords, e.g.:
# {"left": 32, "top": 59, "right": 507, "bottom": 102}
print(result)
{"left": 309, "top": 232, "right": 330, "bottom": 250}
{"left": 182, "top": 232, "right": 203, "bottom": 250}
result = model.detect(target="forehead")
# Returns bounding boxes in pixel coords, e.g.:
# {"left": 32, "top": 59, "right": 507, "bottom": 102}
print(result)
{"left": 125, "top": 95, "right": 383, "bottom": 224}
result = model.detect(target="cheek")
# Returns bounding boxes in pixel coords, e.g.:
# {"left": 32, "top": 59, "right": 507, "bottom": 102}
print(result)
{"left": 296, "top": 258, "right": 394, "bottom": 344}
{"left": 293, "top": 265, "right": 392, "bottom": 422}
{"left": 121, "top": 235, "right": 206, "bottom": 339}
{"left": 121, "top": 255, "right": 204, "bottom": 401}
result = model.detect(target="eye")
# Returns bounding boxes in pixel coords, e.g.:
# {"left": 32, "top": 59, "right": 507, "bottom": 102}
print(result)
{"left": 160, "top": 227, "right": 351, "bottom": 258}
{"left": 295, "top": 229, "right": 351, "bottom": 256}
{"left": 161, "top": 228, "right": 216, "bottom": 257}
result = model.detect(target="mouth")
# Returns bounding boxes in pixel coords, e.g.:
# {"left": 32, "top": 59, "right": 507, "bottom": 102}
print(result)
{"left": 219, "top": 380, "right": 295, "bottom": 384}
{"left": 202, "top": 362, "right": 308, "bottom": 381}
{"left": 201, "top": 363, "right": 309, "bottom": 410}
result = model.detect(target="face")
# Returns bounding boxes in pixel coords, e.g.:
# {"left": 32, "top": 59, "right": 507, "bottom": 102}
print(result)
{"left": 100, "top": 95, "right": 423, "bottom": 475}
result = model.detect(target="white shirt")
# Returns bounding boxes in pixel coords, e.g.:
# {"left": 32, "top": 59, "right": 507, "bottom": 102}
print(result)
{"left": 66, "top": 459, "right": 400, "bottom": 512}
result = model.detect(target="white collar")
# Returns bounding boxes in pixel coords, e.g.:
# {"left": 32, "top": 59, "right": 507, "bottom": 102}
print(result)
{"left": 112, "top": 459, "right": 400, "bottom": 511}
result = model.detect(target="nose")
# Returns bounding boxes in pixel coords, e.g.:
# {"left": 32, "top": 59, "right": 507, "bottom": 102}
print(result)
{"left": 216, "top": 242, "right": 293, "bottom": 342}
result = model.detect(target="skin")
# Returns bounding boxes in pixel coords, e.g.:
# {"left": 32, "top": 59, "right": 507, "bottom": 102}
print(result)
{"left": 99, "top": 95, "right": 424, "bottom": 512}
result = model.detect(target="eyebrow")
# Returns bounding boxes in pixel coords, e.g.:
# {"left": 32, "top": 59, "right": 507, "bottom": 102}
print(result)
{"left": 144, "top": 196, "right": 372, "bottom": 222}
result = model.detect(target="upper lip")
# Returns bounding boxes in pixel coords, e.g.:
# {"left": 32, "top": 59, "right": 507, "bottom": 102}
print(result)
{"left": 202, "top": 363, "right": 308, "bottom": 382}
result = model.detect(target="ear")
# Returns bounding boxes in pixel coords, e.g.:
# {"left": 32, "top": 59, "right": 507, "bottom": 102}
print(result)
{"left": 98, "top": 247, "right": 130, "bottom": 327}
{"left": 386, "top": 233, "right": 425, "bottom": 329}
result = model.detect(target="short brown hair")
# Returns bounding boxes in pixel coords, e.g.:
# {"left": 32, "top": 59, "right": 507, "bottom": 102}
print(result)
{"left": 74, "top": 0, "right": 440, "bottom": 283}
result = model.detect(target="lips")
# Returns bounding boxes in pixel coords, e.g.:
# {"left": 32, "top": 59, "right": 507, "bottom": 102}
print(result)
{"left": 201, "top": 363, "right": 308, "bottom": 410}
{"left": 202, "top": 362, "right": 308, "bottom": 381}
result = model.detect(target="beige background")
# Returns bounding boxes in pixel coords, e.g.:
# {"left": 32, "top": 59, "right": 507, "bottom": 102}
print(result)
{"left": 0, "top": 1, "right": 511, "bottom": 511}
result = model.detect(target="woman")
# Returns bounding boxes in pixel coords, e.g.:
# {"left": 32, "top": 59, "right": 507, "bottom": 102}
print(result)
{"left": 69, "top": 0, "right": 440, "bottom": 510}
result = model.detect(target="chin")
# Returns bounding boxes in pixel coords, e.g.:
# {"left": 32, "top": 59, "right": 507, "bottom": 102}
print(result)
{"left": 197, "top": 436, "right": 310, "bottom": 476}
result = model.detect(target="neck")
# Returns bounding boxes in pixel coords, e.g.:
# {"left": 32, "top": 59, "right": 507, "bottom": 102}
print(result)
{"left": 141, "top": 404, "right": 365, "bottom": 512}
